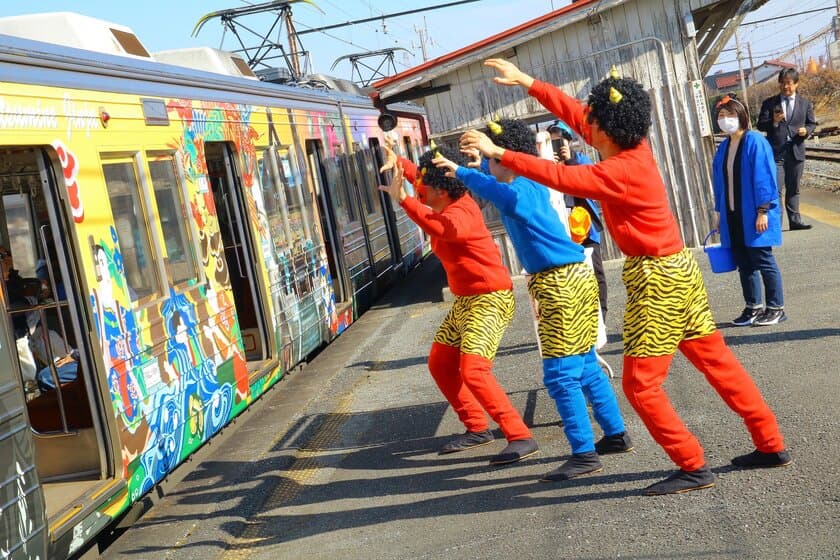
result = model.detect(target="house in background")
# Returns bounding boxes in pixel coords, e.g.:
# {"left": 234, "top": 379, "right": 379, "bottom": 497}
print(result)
{"left": 704, "top": 59, "right": 797, "bottom": 95}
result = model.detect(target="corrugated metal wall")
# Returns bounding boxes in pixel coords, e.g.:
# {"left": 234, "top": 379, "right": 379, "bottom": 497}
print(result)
{"left": 414, "top": 0, "right": 720, "bottom": 261}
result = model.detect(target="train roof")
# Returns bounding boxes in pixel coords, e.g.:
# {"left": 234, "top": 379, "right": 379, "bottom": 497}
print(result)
{"left": 0, "top": 14, "right": 422, "bottom": 114}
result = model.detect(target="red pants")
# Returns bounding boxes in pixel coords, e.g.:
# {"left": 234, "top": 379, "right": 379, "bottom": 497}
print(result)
{"left": 622, "top": 331, "right": 785, "bottom": 471}
{"left": 428, "top": 342, "right": 531, "bottom": 442}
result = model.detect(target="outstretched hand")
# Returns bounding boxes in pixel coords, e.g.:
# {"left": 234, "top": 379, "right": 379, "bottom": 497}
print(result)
{"left": 379, "top": 164, "right": 406, "bottom": 202}
{"left": 432, "top": 155, "right": 459, "bottom": 178}
{"left": 484, "top": 58, "right": 535, "bottom": 89}
{"left": 461, "top": 146, "right": 483, "bottom": 168}
{"left": 379, "top": 142, "right": 398, "bottom": 173}
{"left": 460, "top": 129, "right": 504, "bottom": 160}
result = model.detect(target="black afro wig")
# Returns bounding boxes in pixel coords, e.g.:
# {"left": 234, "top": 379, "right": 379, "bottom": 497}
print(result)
{"left": 483, "top": 118, "right": 539, "bottom": 157}
{"left": 418, "top": 144, "right": 468, "bottom": 199}
{"left": 587, "top": 76, "right": 651, "bottom": 149}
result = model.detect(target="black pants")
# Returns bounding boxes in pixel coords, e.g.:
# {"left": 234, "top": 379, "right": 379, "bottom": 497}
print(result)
{"left": 775, "top": 151, "right": 805, "bottom": 227}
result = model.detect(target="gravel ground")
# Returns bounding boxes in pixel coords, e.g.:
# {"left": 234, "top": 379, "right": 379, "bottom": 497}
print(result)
{"left": 803, "top": 158, "right": 840, "bottom": 192}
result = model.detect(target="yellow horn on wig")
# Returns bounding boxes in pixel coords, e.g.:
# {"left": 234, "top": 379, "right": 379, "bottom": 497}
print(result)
{"left": 430, "top": 139, "right": 440, "bottom": 158}
{"left": 609, "top": 87, "right": 623, "bottom": 104}
{"left": 609, "top": 65, "right": 620, "bottom": 80}
{"left": 487, "top": 120, "right": 503, "bottom": 135}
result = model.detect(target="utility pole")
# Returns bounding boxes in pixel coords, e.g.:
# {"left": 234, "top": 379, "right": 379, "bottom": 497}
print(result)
{"left": 414, "top": 19, "right": 429, "bottom": 62}
{"left": 798, "top": 34, "right": 806, "bottom": 70}
{"left": 747, "top": 42, "right": 755, "bottom": 85}
{"left": 734, "top": 31, "right": 750, "bottom": 109}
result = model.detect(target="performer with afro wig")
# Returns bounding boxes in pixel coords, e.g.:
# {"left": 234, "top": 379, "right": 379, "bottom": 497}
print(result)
{"left": 461, "top": 59, "right": 790, "bottom": 495}
{"left": 434, "top": 118, "right": 632, "bottom": 482}
{"left": 379, "top": 143, "right": 538, "bottom": 465}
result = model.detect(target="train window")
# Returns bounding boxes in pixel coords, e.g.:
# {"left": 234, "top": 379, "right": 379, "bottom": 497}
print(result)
{"left": 147, "top": 155, "right": 199, "bottom": 287}
{"left": 276, "top": 146, "right": 313, "bottom": 242}
{"left": 258, "top": 149, "right": 290, "bottom": 253}
{"left": 403, "top": 136, "right": 416, "bottom": 163}
{"left": 2, "top": 193, "right": 38, "bottom": 278}
{"left": 101, "top": 159, "right": 160, "bottom": 302}
{"left": 324, "top": 156, "right": 358, "bottom": 225}
{"left": 352, "top": 152, "right": 376, "bottom": 215}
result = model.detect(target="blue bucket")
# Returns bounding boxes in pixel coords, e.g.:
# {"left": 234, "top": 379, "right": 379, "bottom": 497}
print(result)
{"left": 703, "top": 230, "right": 736, "bottom": 273}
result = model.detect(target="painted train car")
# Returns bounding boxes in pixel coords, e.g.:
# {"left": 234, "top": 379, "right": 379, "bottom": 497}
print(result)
{"left": 0, "top": 13, "right": 427, "bottom": 559}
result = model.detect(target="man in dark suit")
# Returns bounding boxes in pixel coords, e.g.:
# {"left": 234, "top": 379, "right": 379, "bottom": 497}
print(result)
{"left": 757, "top": 68, "right": 817, "bottom": 230}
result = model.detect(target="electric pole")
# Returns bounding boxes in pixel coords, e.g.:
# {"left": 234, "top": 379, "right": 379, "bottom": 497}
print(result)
{"left": 747, "top": 42, "right": 755, "bottom": 85}
{"left": 414, "top": 20, "right": 429, "bottom": 62}
{"left": 735, "top": 31, "right": 750, "bottom": 109}
{"left": 799, "top": 34, "right": 806, "bottom": 70}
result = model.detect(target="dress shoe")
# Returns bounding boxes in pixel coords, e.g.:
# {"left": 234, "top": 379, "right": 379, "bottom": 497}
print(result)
{"left": 789, "top": 222, "right": 812, "bottom": 231}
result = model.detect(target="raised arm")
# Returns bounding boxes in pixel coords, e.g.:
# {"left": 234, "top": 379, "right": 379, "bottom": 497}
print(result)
{"left": 500, "top": 149, "right": 628, "bottom": 203}
{"left": 454, "top": 166, "right": 532, "bottom": 221}
{"left": 400, "top": 196, "right": 473, "bottom": 241}
{"left": 484, "top": 57, "right": 591, "bottom": 140}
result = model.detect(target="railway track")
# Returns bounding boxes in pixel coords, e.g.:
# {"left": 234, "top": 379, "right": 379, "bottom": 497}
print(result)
{"left": 806, "top": 143, "right": 840, "bottom": 163}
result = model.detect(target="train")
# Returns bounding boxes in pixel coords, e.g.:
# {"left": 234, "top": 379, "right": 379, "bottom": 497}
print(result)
{"left": 0, "top": 12, "right": 428, "bottom": 559}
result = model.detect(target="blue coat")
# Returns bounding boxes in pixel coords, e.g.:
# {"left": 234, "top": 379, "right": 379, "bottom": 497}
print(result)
{"left": 712, "top": 130, "right": 781, "bottom": 248}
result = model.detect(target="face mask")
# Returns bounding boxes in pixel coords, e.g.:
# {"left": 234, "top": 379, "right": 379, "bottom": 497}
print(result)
{"left": 717, "top": 117, "right": 741, "bottom": 134}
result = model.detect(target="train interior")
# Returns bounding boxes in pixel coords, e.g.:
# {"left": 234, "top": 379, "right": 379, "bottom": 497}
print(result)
{"left": 204, "top": 142, "right": 270, "bottom": 369}
{"left": 0, "top": 146, "right": 104, "bottom": 521}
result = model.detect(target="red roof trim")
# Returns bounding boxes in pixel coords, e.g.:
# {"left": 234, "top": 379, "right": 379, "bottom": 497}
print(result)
{"left": 372, "top": 0, "right": 600, "bottom": 91}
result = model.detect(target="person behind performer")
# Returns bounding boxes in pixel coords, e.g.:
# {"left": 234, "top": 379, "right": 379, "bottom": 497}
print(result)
{"left": 461, "top": 59, "right": 790, "bottom": 495}
{"left": 432, "top": 118, "right": 632, "bottom": 481}
{"left": 713, "top": 94, "right": 787, "bottom": 327}
{"left": 378, "top": 143, "right": 538, "bottom": 466}
{"left": 1, "top": 246, "right": 77, "bottom": 391}
{"left": 547, "top": 121, "right": 608, "bottom": 319}
{"left": 756, "top": 68, "right": 817, "bottom": 231}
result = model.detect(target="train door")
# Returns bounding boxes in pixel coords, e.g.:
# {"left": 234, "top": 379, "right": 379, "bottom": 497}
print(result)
{"left": 305, "top": 141, "right": 374, "bottom": 316}
{"left": 0, "top": 146, "right": 112, "bottom": 545}
{"left": 352, "top": 144, "right": 396, "bottom": 290}
{"left": 0, "top": 303, "right": 49, "bottom": 560}
{"left": 204, "top": 142, "right": 270, "bottom": 364}
{"left": 257, "top": 145, "right": 324, "bottom": 366}
{"left": 368, "top": 138, "right": 402, "bottom": 266}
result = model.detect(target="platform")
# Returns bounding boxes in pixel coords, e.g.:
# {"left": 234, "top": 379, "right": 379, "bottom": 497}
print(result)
{"left": 99, "top": 190, "right": 840, "bottom": 560}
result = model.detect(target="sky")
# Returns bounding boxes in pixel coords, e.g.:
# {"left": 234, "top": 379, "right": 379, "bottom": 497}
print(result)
{"left": 0, "top": 0, "right": 836, "bottom": 80}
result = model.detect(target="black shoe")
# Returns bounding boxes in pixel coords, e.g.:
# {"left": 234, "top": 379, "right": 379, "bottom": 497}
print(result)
{"left": 488, "top": 438, "right": 539, "bottom": 465}
{"left": 594, "top": 432, "right": 634, "bottom": 455}
{"left": 753, "top": 308, "right": 787, "bottom": 326}
{"left": 643, "top": 466, "right": 715, "bottom": 495}
{"left": 732, "top": 449, "right": 792, "bottom": 469}
{"left": 439, "top": 429, "right": 494, "bottom": 454}
{"left": 731, "top": 307, "right": 763, "bottom": 327}
{"left": 789, "top": 222, "right": 812, "bottom": 231}
{"left": 540, "top": 451, "right": 603, "bottom": 481}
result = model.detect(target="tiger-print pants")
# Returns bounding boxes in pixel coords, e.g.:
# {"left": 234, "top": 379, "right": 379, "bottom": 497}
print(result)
{"left": 434, "top": 289, "right": 515, "bottom": 360}
{"left": 429, "top": 289, "right": 532, "bottom": 442}
{"left": 620, "top": 249, "right": 785, "bottom": 471}
{"left": 528, "top": 262, "right": 626, "bottom": 454}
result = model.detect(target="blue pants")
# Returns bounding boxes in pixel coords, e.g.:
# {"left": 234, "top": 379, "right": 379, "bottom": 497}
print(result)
{"left": 542, "top": 347, "right": 625, "bottom": 454}
{"left": 731, "top": 245, "right": 784, "bottom": 309}
{"left": 36, "top": 362, "right": 78, "bottom": 392}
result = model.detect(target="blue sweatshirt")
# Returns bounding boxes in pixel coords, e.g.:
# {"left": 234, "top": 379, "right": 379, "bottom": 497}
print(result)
{"left": 456, "top": 166, "right": 584, "bottom": 274}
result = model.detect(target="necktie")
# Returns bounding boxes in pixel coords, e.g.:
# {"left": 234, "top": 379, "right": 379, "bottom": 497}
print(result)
{"left": 784, "top": 97, "right": 793, "bottom": 140}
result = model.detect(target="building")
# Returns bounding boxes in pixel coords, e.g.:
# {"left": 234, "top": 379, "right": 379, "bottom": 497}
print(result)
{"left": 370, "top": 0, "right": 766, "bottom": 260}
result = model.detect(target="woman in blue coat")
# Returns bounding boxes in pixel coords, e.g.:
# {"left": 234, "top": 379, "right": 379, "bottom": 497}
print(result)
{"left": 712, "top": 95, "right": 786, "bottom": 327}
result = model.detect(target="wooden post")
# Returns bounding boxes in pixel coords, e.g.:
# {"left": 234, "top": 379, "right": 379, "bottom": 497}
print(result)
{"left": 735, "top": 31, "right": 750, "bottom": 109}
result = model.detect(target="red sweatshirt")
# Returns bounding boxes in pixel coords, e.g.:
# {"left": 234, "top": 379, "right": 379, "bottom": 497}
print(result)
{"left": 398, "top": 157, "right": 512, "bottom": 296}
{"left": 500, "top": 80, "right": 684, "bottom": 258}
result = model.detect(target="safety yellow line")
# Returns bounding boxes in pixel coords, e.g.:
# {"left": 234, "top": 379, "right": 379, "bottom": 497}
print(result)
{"left": 219, "top": 394, "right": 353, "bottom": 559}
{"left": 801, "top": 203, "right": 840, "bottom": 228}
